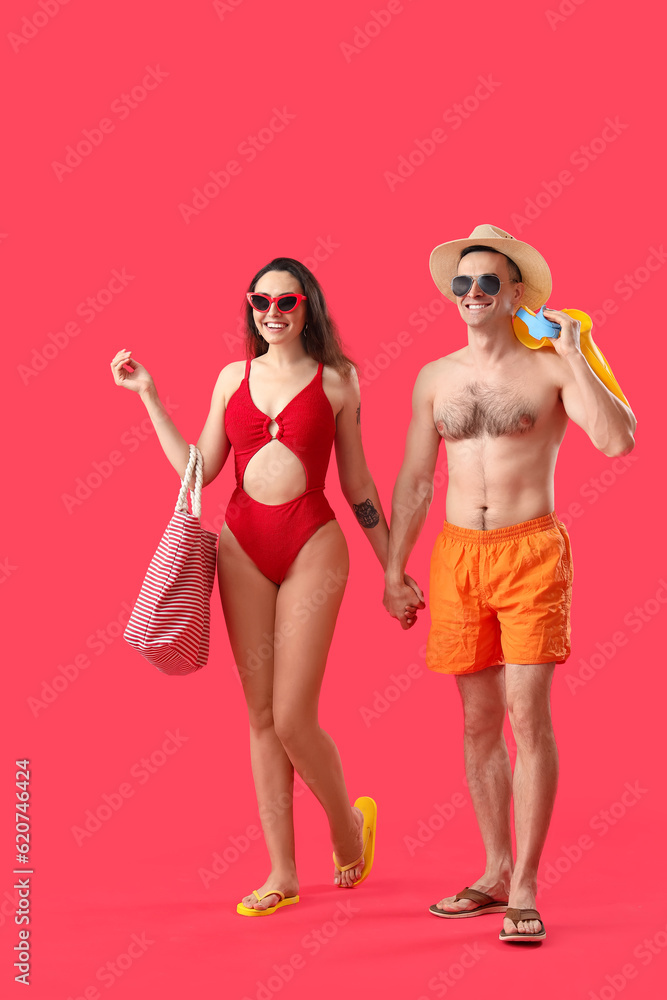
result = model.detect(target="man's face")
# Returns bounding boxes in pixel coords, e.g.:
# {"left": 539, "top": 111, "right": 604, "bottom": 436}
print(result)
{"left": 454, "top": 251, "right": 523, "bottom": 329}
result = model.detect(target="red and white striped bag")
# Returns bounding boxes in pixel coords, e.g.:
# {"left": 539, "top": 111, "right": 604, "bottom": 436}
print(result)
{"left": 124, "top": 445, "right": 218, "bottom": 675}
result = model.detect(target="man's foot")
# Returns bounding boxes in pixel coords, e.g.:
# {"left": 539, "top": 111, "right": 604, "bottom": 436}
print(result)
{"left": 431, "top": 877, "right": 510, "bottom": 916}
{"left": 332, "top": 806, "right": 364, "bottom": 888}
{"left": 239, "top": 873, "right": 299, "bottom": 913}
{"left": 502, "top": 887, "right": 543, "bottom": 938}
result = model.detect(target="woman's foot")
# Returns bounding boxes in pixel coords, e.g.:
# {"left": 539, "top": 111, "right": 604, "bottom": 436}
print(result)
{"left": 332, "top": 806, "right": 364, "bottom": 887}
{"left": 239, "top": 872, "right": 299, "bottom": 913}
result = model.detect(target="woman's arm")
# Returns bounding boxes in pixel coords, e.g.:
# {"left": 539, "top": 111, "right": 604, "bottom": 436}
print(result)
{"left": 110, "top": 348, "right": 236, "bottom": 489}
{"left": 332, "top": 367, "right": 391, "bottom": 571}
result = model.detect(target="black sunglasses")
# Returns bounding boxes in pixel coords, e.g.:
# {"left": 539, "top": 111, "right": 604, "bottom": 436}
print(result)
{"left": 451, "top": 274, "right": 519, "bottom": 297}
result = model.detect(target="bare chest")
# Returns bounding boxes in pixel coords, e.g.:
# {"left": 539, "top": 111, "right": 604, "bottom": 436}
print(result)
{"left": 435, "top": 382, "right": 540, "bottom": 441}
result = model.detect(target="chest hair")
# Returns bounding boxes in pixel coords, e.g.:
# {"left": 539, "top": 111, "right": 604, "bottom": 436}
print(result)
{"left": 436, "top": 382, "right": 538, "bottom": 441}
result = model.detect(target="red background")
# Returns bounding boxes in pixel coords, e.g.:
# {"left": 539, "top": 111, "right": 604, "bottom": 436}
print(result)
{"left": 2, "top": 1, "right": 664, "bottom": 997}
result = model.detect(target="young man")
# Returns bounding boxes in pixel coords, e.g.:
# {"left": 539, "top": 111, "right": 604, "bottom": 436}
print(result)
{"left": 383, "top": 225, "right": 636, "bottom": 942}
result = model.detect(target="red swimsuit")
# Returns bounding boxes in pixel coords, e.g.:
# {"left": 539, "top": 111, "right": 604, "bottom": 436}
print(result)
{"left": 223, "top": 358, "right": 337, "bottom": 584}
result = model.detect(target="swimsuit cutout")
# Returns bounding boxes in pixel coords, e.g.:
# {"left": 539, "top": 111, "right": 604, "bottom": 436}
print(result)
{"left": 223, "top": 358, "right": 337, "bottom": 584}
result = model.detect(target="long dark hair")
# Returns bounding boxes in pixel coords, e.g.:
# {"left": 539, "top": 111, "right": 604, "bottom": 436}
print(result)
{"left": 243, "top": 257, "right": 356, "bottom": 379}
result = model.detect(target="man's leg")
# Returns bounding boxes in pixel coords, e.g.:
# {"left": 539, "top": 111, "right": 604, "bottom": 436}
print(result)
{"left": 503, "top": 661, "right": 557, "bottom": 935}
{"left": 433, "top": 663, "right": 513, "bottom": 913}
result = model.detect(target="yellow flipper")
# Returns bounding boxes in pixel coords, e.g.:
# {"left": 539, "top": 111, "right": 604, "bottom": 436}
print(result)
{"left": 513, "top": 306, "right": 629, "bottom": 406}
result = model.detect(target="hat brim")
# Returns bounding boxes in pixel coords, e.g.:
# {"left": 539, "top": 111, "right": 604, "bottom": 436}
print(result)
{"left": 429, "top": 236, "right": 552, "bottom": 312}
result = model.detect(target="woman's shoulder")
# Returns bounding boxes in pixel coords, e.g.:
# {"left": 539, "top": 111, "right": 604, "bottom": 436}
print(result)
{"left": 218, "top": 359, "right": 247, "bottom": 382}
{"left": 212, "top": 359, "right": 247, "bottom": 406}
{"left": 322, "top": 360, "right": 358, "bottom": 393}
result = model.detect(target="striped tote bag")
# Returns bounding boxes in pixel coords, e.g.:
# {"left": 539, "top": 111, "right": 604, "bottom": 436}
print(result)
{"left": 124, "top": 445, "right": 218, "bottom": 675}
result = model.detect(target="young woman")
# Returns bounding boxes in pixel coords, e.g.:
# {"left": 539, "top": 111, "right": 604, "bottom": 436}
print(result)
{"left": 110, "top": 257, "right": 423, "bottom": 915}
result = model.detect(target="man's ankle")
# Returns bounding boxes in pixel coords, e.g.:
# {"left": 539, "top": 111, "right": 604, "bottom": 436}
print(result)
{"left": 509, "top": 872, "right": 537, "bottom": 894}
{"left": 481, "top": 863, "right": 513, "bottom": 885}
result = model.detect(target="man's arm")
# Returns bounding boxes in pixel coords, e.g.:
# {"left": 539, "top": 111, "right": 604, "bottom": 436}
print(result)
{"left": 546, "top": 308, "right": 637, "bottom": 457}
{"left": 383, "top": 364, "right": 441, "bottom": 625}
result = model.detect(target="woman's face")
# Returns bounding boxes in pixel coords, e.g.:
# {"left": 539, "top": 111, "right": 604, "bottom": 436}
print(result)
{"left": 250, "top": 270, "right": 308, "bottom": 347}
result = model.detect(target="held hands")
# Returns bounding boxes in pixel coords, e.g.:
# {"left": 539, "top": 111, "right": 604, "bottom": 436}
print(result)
{"left": 110, "top": 349, "right": 155, "bottom": 395}
{"left": 542, "top": 307, "right": 581, "bottom": 358}
{"left": 383, "top": 574, "right": 425, "bottom": 631}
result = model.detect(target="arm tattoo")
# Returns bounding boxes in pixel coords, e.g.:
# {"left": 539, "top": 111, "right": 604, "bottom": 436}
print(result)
{"left": 356, "top": 403, "right": 361, "bottom": 425}
{"left": 353, "top": 498, "right": 380, "bottom": 528}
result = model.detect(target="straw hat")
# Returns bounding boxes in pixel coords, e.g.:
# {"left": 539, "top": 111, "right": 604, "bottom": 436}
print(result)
{"left": 429, "top": 224, "right": 552, "bottom": 311}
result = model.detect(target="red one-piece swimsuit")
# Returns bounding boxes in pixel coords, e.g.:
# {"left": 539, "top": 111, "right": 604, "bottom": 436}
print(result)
{"left": 223, "top": 358, "right": 337, "bottom": 584}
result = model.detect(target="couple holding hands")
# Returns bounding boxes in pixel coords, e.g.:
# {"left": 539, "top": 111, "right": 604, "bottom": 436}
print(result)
{"left": 110, "top": 225, "right": 635, "bottom": 944}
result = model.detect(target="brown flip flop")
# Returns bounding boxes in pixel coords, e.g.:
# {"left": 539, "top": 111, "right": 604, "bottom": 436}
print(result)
{"left": 499, "top": 907, "right": 546, "bottom": 942}
{"left": 429, "top": 886, "right": 509, "bottom": 918}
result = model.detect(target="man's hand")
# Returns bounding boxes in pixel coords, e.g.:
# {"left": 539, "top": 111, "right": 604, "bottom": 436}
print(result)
{"left": 383, "top": 575, "right": 426, "bottom": 630}
{"left": 543, "top": 307, "right": 581, "bottom": 358}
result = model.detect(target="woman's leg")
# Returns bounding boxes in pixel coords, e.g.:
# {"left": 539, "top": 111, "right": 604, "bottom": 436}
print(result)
{"left": 272, "top": 520, "right": 365, "bottom": 888}
{"left": 217, "top": 524, "right": 297, "bottom": 911}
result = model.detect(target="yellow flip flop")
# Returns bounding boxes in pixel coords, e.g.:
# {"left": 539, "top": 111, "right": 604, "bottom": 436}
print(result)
{"left": 513, "top": 306, "right": 630, "bottom": 406}
{"left": 236, "top": 889, "right": 300, "bottom": 917}
{"left": 333, "top": 796, "right": 377, "bottom": 887}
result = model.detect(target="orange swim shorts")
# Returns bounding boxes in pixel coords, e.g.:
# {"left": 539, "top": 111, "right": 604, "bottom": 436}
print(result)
{"left": 426, "top": 512, "right": 573, "bottom": 675}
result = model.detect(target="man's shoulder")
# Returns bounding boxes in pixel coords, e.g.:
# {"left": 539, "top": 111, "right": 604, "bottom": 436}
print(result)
{"left": 417, "top": 348, "right": 467, "bottom": 379}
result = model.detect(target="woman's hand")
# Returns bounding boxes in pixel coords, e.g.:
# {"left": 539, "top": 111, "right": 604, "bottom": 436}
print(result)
{"left": 110, "top": 349, "right": 155, "bottom": 396}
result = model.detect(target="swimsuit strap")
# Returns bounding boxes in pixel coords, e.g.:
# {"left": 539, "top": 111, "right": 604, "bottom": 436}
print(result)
{"left": 244, "top": 358, "right": 252, "bottom": 380}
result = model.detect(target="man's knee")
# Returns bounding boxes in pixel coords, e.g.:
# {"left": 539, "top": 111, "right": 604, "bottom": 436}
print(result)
{"left": 458, "top": 667, "right": 507, "bottom": 738}
{"left": 462, "top": 701, "right": 506, "bottom": 739}
{"left": 507, "top": 703, "right": 554, "bottom": 748}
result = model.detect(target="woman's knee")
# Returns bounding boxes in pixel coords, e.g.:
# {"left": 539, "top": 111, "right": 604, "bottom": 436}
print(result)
{"left": 273, "top": 707, "right": 315, "bottom": 753}
{"left": 247, "top": 702, "right": 275, "bottom": 735}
